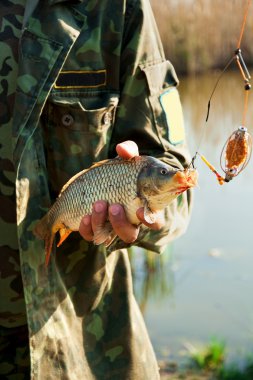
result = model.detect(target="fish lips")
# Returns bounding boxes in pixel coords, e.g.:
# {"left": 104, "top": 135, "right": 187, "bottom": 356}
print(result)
{"left": 172, "top": 169, "right": 198, "bottom": 194}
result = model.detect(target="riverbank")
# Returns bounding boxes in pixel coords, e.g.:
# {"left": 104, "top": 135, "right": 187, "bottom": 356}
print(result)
{"left": 159, "top": 358, "right": 253, "bottom": 379}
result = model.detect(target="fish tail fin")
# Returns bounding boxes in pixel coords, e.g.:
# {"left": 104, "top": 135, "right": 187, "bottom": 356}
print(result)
{"left": 33, "top": 214, "right": 56, "bottom": 266}
{"left": 33, "top": 214, "right": 50, "bottom": 241}
{"left": 44, "top": 233, "right": 56, "bottom": 266}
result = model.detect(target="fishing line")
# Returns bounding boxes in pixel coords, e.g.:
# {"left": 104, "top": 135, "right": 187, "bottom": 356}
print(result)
{"left": 242, "top": 88, "right": 250, "bottom": 127}
{"left": 237, "top": 0, "right": 251, "bottom": 49}
{"left": 189, "top": 0, "right": 252, "bottom": 184}
{"left": 205, "top": 55, "right": 235, "bottom": 123}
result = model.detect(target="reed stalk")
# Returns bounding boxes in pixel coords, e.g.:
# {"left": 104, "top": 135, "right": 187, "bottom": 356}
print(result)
{"left": 151, "top": 0, "right": 253, "bottom": 74}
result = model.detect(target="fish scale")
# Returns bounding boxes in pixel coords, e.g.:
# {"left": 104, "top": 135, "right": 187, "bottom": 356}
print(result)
{"left": 34, "top": 155, "right": 198, "bottom": 265}
{"left": 53, "top": 158, "right": 143, "bottom": 231}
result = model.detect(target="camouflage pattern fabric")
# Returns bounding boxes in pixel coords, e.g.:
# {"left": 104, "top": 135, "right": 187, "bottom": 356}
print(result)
{"left": 0, "top": 0, "right": 27, "bottom": 327}
{"left": 0, "top": 324, "right": 30, "bottom": 379}
{"left": 1, "top": 0, "right": 194, "bottom": 379}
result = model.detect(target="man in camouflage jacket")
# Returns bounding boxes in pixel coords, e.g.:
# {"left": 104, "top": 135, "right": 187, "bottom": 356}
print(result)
{"left": 0, "top": 0, "right": 193, "bottom": 379}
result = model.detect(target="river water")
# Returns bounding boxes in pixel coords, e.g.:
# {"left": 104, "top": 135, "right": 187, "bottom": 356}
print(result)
{"left": 132, "top": 71, "right": 253, "bottom": 365}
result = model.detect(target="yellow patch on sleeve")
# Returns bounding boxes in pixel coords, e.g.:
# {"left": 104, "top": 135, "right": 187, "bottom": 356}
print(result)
{"left": 160, "top": 88, "right": 185, "bottom": 145}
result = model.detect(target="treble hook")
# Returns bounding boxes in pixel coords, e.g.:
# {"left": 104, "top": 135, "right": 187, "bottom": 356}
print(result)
{"left": 188, "top": 152, "right": 198, "bottom": 169}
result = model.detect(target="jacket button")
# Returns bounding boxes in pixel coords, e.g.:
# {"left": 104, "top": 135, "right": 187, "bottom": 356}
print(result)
{"left": 103, "top": 111, "right": 112, "bottom": 126}
{"left": 62, "top": 114, "right": 74, "bottom": 127}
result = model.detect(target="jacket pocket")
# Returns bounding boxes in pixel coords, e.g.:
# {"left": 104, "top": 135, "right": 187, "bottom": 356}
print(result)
{"left": 42, "top": 91, "right": 119, "bottom": 194}
{"left": 140, "top": 60, "right": 185, "bottom": 148}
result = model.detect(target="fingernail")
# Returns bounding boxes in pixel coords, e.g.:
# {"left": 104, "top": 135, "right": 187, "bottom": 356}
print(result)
{"left": 110, "top": 204, "right": 121, "bottom": 216}
{"left": 94, "top": 202, "right": 104, "bottom": 213}
{"left": 82, "top": 215, "right": 90, "bottom": 225}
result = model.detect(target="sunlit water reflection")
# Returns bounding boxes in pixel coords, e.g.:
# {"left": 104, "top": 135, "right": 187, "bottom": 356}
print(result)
{"left": 132, "top": 71, "right": 253, "bottom": 365}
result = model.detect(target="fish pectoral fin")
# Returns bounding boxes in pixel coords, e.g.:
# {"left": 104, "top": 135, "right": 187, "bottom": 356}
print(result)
{"left": 104, "top": 232, "right": 117, "bottom": 247}
{"left": 57, "top": 227, "right": 73, "bottom": 248}
{"left": 144, "top": 204, "right": 157, "bottom": 224}
{"left": 93, "top": 222, "right": 114, "bottom": 246}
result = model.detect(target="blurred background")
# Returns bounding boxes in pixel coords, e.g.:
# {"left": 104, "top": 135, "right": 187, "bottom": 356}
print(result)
{"left": 131, "top": 0, "right": 253, "bottom": 378}
{"left": 151, "top": 0, "right": 253, "bottom": 74}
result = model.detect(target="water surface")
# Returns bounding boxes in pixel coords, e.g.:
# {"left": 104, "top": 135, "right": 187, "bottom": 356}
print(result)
{"left": 133, "top": 71, "right": 253, "bottom": 365}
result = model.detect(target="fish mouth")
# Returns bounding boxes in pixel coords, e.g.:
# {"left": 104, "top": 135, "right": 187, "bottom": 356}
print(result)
{"left": 172, "top": 169, "right": 198, "bottom": 194}
{"left": 175, "top": 186, "right": 191, "bottom": 195}
{"left": 170, "top": 184, "right": 191, "bottom": 195}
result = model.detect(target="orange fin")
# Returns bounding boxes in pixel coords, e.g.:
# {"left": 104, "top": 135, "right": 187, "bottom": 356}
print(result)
{"left": 57, "top": 227, "right": 73, "bottom": 247}
{"left": 33, "top": 214, "right": 50, "bottom": 241}
{"left": 45, "top": 232, "right": 56, "bottom": 267}
{"left": 34, "top": 215, "right": 56, "bottom": 266}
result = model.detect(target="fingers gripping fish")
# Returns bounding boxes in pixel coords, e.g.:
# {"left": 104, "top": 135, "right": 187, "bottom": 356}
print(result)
{"left": 34, "top": 156, "right": 198, "bottom": 265}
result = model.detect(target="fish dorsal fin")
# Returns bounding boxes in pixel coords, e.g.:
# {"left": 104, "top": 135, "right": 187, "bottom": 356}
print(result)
{"left": 59, "top": 157, "right": 134, "bottom": 196}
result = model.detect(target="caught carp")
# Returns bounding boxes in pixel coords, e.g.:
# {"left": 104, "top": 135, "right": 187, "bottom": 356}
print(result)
{"left": 34, "top": 156, "right": 197, "bottom": 265}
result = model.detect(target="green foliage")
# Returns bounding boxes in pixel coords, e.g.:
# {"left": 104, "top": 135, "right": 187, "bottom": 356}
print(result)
{"left": 190, "top": 338, "right": 226, "bottom": 372}
{"left": 217, "top": 360, "right": 253, "bottom": 380}
{"left": 175, "top": 339, "right": 253, "bottom": 379}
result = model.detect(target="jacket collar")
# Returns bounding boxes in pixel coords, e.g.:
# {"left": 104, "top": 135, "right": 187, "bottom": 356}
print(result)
{"left": 23, "top": 0, "right": 83, "bottom": 27}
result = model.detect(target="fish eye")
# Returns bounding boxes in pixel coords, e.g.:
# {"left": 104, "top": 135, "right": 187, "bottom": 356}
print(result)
{"left": 160, "top": 168, "right": 168, "bottom": 175}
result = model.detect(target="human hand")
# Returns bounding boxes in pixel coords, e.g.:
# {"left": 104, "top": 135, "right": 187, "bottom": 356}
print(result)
{"left": 79, "top": 141, "right": 164, "bottom": 245}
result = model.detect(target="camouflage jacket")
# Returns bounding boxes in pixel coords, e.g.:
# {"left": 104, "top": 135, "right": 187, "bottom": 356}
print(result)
{"left": 11, "top": 0, "right": 193, "bottom": 378}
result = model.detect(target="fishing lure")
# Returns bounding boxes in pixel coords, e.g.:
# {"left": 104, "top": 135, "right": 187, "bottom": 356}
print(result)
{"left": 190, "top": 0, "right": 253, "bottom": 185}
